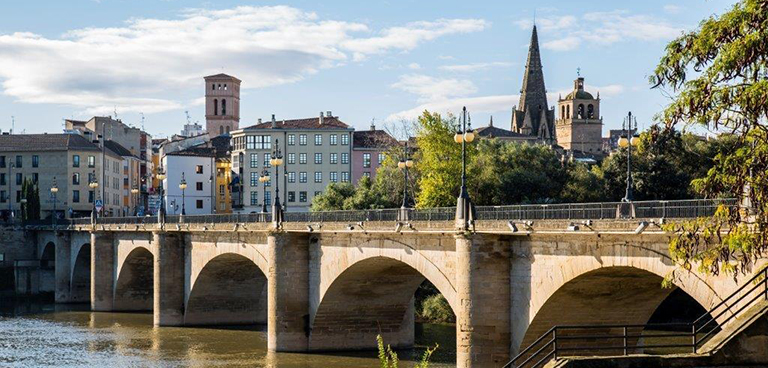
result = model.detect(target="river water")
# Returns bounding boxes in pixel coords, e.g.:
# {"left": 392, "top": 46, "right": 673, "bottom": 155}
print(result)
{"left": 0, "top": 299, "right": 456, "bottom": 368}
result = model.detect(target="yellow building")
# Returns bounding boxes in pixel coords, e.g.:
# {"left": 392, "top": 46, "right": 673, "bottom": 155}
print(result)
{"left": 215, "top": 158, "right": 232, "bottom": 213}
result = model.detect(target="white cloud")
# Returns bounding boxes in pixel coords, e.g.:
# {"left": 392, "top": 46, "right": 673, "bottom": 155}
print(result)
{"left": 391, "top": 74, "right": 477, "bottom": 102}
{"left": 439, "top": 61, "right": 513, "bottom": 72}
{"left": 0, "top": 6, "right": 487, "bottom": 114}
{"left": 407, "top": 63, "right": 421, "bottom": 70}
{"left": 663, "top": 5, "right": 683, "bottom": 14}
{"left": 514, "top": 11, "right": 684, "bottom": 51}
{"left": 387, "top": 94, "right": 517, "bottom": 122}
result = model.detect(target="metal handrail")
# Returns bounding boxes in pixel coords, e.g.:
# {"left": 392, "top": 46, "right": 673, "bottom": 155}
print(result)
{"left": 503, "top": 267, "right": 768, "bottom": 368}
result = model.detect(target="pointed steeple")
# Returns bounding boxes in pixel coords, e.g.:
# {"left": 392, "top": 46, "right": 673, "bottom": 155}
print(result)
{"left": 519, "top": 25, "right": 548, "bottom": 113}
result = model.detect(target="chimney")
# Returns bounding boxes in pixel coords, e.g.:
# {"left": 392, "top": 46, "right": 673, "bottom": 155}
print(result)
{"left": 326, "top": 111, "right": 332, "bottom": 118}
{"left": 319, "top": 111, "right": 324, "bottom": 125}
{"left": 271, "top": 114, "right": 276, "bottom": 128}
{"left": 258, "top": 118, "right": 262, "bottom": 124}
{"left": 370, "top": 122, "right": 375, "bottom": 131}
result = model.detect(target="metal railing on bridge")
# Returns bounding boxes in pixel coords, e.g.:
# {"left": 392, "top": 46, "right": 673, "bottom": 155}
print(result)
{"left": 45, "top": 198, "right": 737, "bottom": 227}
{"left": 502, "top": 266, "right": 768, "bottom": 368}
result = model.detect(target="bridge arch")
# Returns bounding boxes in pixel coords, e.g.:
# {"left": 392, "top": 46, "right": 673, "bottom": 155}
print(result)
{"left": 515, "top": 241, "right": 724, "bottom": 353}
{"left": 309, "top": 253, "right": 456, "bottom": 351}
{"left": 185, "top": 252, "right": 267, "bottom": 325}
{"left": 114, "top": 247, "right": 154, "bottom": 311}
{"left": 70, "top": 242, "right": 90, "bottom": 302}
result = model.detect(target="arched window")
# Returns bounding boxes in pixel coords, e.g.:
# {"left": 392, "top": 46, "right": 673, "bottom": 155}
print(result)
{"left": 212, "top": 84, "right": 215, "bottom": 91}
{"left": 220, "top": 126, "right": 224, "bottom": 135}
{"left": 222, "top": 99, "right": 227, "bottom": 115}
{"left": 213, "top": 99, "right": 218, "bottom": 116}
{"left": 224, "top": 84, "right": 228, "bottom": 91}
{"left": 588, "top": 104, "right": 594, "bottom": 119}
{"left": 226, "top": 126, "right": 231, "bottom": 134}
{"left": 578, "top": 104, "right": 585, "bottom": 119}
{"left": 561, "top": 106, "right": 565, "bottom": 119}
{"left": 566, "top": 105, "right": 570, "bottom": 119}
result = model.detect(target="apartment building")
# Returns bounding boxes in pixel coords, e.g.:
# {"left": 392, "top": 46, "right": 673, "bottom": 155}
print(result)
{"left": 351, "top": 124, "right": 398, "bottom": 184}
{"left": 0, "top": 133, "right": 124, "bottom": 219}
{"left": 104, "top": 140, "right": 142, "bottom": 216}
{"left": 230, "top": 112, "right": 353, "bottom": 212}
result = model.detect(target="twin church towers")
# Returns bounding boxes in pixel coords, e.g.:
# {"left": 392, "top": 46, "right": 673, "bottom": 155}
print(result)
{"left": 511, "top": 26, "right": 603, "bottom": 154}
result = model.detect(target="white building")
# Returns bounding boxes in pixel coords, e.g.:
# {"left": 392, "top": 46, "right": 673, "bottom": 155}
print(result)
{"left": 162, "top": 150, "right": 216, "bottom": 215}
{"left": 181, "top": 122, "right": 205, "bottom": 138}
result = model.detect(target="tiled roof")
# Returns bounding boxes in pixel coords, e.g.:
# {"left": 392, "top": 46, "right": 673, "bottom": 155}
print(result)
{"left": 476, "top": 126, "right": 537, "bottom": 139}
{"left": 167, "top": 146, "right": 216, "bottom": 157}
{"left": 0, "top": 133, "right": 100, "bottom": 152}
{"left": 204, "top": 73, "right": 241, "bottom": 82}
{"left": 353, "top": 130, "right": 398, "bottom": 149}
{"left": 104, "top": 140, "right": 135, "bottom": 158}
{"left": 243, "top": 116, "right": 350, "bottom": 131}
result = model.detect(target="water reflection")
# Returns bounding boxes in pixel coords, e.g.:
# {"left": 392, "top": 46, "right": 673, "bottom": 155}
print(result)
{"left": 0, "top": 300, "right": 455, "bottom": 367}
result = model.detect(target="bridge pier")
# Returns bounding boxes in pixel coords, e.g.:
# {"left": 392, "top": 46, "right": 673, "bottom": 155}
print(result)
{"left": 90, "top": 232, "right": 115, "bottom": 311}
{"left": 153, "top": 232, "right": 186, "bottom": 326}
{"left": 54, "top": 232, "right": 71, "bottom": 303}
{"left": 456, "top": 234, "right": 511, "bottom": 368}
{"left": 268, "top": 232, "right": 310, "bottom": 352}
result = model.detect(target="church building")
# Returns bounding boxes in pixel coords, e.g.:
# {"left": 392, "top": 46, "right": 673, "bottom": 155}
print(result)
{"left": 555, "top": 77, "right": 604, "bottom": 155}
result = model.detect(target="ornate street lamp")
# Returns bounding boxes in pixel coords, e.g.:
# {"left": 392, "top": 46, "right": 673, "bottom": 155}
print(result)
{"left": 88, "top": 171, "right": 99, "bottom": 223}
{"left": 454, "top": 106, "right": 475, "bottom": 230}
{"left": 179, "top": 172, "right": 187, "bottom": 216}
{"left": 7, "top": 162, "right": 15, "bottom": 220}
{"left": 270, "top": 139, "right": 284, "bottom": 225}
{"left": 259, "top": 168, "right": 270, "bottom": 214}
{"left": 131, "top": 179, "right": 139, "bottom": 216}
{"left": 50, "top": 177, "right": 58, "bottom": 227}
{"left": 156, "top": 166, "right": 167, "bottom": 223}
{"left": 618, "top": 111, "right": 640, "bottom": 202}
{"left": 397, "top": 141, "right": 414, "bottom": 221}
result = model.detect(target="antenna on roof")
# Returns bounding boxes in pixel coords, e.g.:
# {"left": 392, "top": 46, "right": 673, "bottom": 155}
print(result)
{"left": 10, "top": 116, "right": 14, "bottom": 135}
{"left": 185, "top": 110, "right": 191, "bottom": 124}
{"left": 577, "top": 67, "right": 581, "bottom": 77}
{"left": 140, "top": 112, "right": 146, "bottom": 131}
{"left": 113, "top": 106, "right": 118, "bottom": 120}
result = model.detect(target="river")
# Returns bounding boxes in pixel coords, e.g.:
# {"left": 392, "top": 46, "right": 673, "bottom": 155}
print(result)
{"left": 0, "top": 299, "right": 456, "bottom": 368}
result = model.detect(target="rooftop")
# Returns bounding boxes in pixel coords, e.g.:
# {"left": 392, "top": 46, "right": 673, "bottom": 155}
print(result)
{"left": 353, "top": 129, "right": 398, "bottom": 149}
{"left": 243, "top": 115, "right": 351, "bottom": 131}
{"left": 0, "top": 133, "right": 101, "bottom": 152}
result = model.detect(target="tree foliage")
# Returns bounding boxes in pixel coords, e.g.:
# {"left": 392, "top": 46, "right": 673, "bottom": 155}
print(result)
{"left": 651, "top": 0, "right": 768, "bottom": 278}
{"left": 20, "top": 178, "right": 40, "bottom": 221}
{"left": 416, "top": 111, "right": 471, "bottom": 208}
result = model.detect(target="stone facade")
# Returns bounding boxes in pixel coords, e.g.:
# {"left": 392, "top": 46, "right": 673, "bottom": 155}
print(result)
{"left": 205, "top": 74, "right": 241, "bottom": 136}
{"left": 556, "top": 77, "right": 604, "bottom": 155}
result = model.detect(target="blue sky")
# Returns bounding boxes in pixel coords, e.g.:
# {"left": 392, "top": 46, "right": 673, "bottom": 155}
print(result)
{"left": 0, "top": 0, "right": 736, "bottom": 138}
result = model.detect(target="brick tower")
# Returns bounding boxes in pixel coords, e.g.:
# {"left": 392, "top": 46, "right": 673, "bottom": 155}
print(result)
{"left": 204, "top": 74, "right": 241, "bottom": 136}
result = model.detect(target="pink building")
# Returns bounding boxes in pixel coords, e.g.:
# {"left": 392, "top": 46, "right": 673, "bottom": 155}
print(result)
{"left": 351, "top": 126, "right": 397, "bottom": 184}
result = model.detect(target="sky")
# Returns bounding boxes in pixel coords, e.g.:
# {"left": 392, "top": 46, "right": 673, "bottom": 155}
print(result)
{"left": 0, "top": 0, "right": 737, "bottom": 139}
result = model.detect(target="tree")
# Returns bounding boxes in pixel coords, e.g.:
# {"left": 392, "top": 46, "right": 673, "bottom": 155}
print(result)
{"left": 560, "top": 162, "right": 604, "bottom": 203}
{"left": 310, "top": 182, "right": 355, "bottom": 211}
{"left": 651, "top": 0, "right": 768, "bottom": 277}
{"left": 343, "top": 176, "right": 386, "bottom": 210}
{"left": 20, "top": 178, "right": 40, "bottom": 221}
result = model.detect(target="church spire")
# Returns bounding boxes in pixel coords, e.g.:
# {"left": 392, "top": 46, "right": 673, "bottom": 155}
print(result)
{"left": 519, "top": 25, "right": 548, "bottom": 114}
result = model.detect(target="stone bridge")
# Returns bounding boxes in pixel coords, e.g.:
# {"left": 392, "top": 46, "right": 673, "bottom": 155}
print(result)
{"left": 28, "top": 202, "right": 755, "bottom": 368}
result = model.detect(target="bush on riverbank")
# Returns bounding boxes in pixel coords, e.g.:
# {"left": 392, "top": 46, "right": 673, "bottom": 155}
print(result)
{"left": 419, "top": 294, "right": 454, "bottom": 324}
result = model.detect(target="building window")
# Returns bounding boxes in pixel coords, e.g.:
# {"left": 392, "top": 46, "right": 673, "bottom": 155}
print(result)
{"left": 288, "top": 191, "right": 295, "bottom": 202}
{"left": 32, "top": 173, "right": 38, "bottom": 184}
{"left": 287, "top": 153, "right": 296, "bottom": 164}
{"left": 89, "top": 190, "right": 95, "bottom": 203}
{"left": 264, "top": 191, "right": 271, "bottom": 206}
{"left": 330, "top": 172, "right": 337, "bottom": 183}
{"left": 341, "top": 172, "right": 350, "bottom": 183}
{"left": 196, "top": 165, "right": 203, "bottom": 174}
{"left": 250, "top": 172, "right": 258, "bottom": 187}
{"left": 314, "top": 191, "right": 321, "bottom": 197}
{"left": 263, "top": 153, "right": 271, "bottom": 168}
{"left": 263, "top": 173, "right": 271, "bottom": 187}
{"left": 299, "top": 172, "right": 307, "bottom": 183}
{"left": 341, "top": 134, "right": 349, "bottom": 145}
{"left": 15, "top": 173, "right": 22, "bottom": 185}
{"left": 250, "top": 153, "right": 258, "bottom": 168}
{"left": 288, "top": 172, "right": 296, "bottom": 183}
{"left": 32, "top": 155, "right": 39, "bottom": 168}
{"left": 0, "top": 156, "right": 5, "bottom": 168}
{"left": 299, "top": 191, "right": 307, "bottom": 202}
{"left": 196, "top": 200, "right": 203, "bottom": 209}
{"left": 16, "top": 191, "right": 21, "bottom": 202}
{"left": 88, "top": 156, "right": 95, "bottom": 168}
{"left": 196, "top": 182, "right": 203, "bottom": 191}
{"left": 219, "top": 184, "right": 225, "bottom": 195}
{"left": 314, "top": 153, "right": 322, "bottom": 164}
{"left": 378, "top": 153, "right": 385, "bottom": 164}
{"left": 363, "top": 153, "right": 371, "bottom": 168}
{"left": 341, "top": 153, "right": 349, "bottom": 164}
{"left": 299, "top": 153, "right": 307, "bottom": 164}
{"left": 299, "top": 134, "right": 307, "bottom": 146}
{"left": 363, "top": 172, "right": 371, "bottom": 178}
{"left": 73, "top": 190, "right": 80, "bottom": 203}
{"left": 314, "top": 172, "right": 322, "bottom": 183}
{"left": 330, "top": 153, "right": 338, "bottom": 164}
{"left": 0, "top": 190, "right": 5, "bottom": 203}
{"left": 250, "top": 191, "right": 258, "bottom": 205}
{"left": 314, "top": 134, "right": 322, "bottom": 146}
{"left": 330, "top": 134, "right": 338, "bottom": 145}
{"left": 15, "top": 156, "right": 22, "bottom": 168}
{"left": 73, "top": 155, "right": 80, "bottom": 168}
{"left": 214, "top": 99, "right": 218, "bottom": 116}
{"left": 246, "top": 135, "right": 272, "bottom": 150}
{"left": 288, "top": 134, "right": 296, "bottom": 146}
{"left": 0, "top": 174, "right": 4, "bottom": 186}
{"left": 222, "top": 99, "right": 227, "bottom": 115}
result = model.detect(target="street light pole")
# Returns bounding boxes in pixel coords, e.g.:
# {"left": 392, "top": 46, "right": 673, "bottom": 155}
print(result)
{"left": 156, "top": 166, "right": 167, "bottom": 224}
{"left": 398, "top": 141, "right": 414, "bottom": 221}
{"left": 8, "top": 162, "right": 15, "bottom": 220}
{"left": 89, "top": 171, "right": 99, "bottom": 224}
{"left": 131, "top": 179, "right": 139, "bottom": 216}
{"left": 619, "top": 111, "right": 639, "bottom": 202}
{"left": 454, "top": 106, "right": 475, "bottom": 231}
{"left": 259, "top": 168, "right": 269, "bottom": 214}
{"left": 179, "top": 172, "right": 187, "bottom": 217}
{"left": 270, "top": 138, "right": 284, "bottom": 226}
{"left": 50, "top": 177, "right": 58, "bottom": 228}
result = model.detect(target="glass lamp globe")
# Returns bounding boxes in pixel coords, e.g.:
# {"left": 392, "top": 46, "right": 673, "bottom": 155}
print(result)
{"left": 454, "top": 132, "right": 463, "bottom": 144}
{"left": 464, "top": 130, "right": 475, "bottom": 143}
{"left": 405, "top": 159, "right": 414, "bottom": 168}
{"left": 398, "top": 160, "right": 406, "bottom": 169}
{"left": 630, "top": 136, "right": 640, "bottom": 146}
{"left": 618, "top": 137, "right": 629, "bottom": 148}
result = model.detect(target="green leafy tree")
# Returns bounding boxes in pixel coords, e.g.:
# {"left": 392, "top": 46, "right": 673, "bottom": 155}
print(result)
{"left": 560, "top": 162, "right": 604, "bottom": 203}
{"left": 651, "top": 0, "right": 768, "bottom": 277}
{"left": 416, "top": 111, "right": 472, "bottom": 208}
{"left": 372, "top": 148, "right": 419, "bottom": 208}
{"left": 310, "top": 182, "right": 356, "bottom": 211}
{"left": 20, "top": 178, "right": 40, "bottom": 221}
{"left": 343, "top": 176, "right": 386, "bottom": 210}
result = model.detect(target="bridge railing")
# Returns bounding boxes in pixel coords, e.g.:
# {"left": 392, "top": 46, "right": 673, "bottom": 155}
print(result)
{"left": 50, "top": 198, "right": 737, "bottom": 228}
{"left": 503, "top": 266, "right": 768, "bottom": 368}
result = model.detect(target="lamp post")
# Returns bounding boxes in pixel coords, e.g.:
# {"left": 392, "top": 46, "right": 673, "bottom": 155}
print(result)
{"left": 454, "top": 106, "right": 475, "bottom": 230}
{"left": 259, "top": 168, "right": 270, "bottom": 214}
{"left": 8, "top": 162, "right": 15, "bottom": 220}
{"left": 618, "top": 111, "right": 639, "bottom": 202}
{"left": 50, "top": 177, "right": 58, "bottom": 227}
{"left": 156, "top": 166, "right": 167, "bottom": 224}
{"left": 179, "top": 172, "right": 187, "bottom": 217}
{"left": 397, "top": 141, "right": 414, "bottom": 221}
{"left": 131, "top": 180, "right": 139, "bottom": 216}
{"left": 88, "top": 171, "right": 99, "bottom": 223}
{"left": 270, "top": 139, "right": 284, "bottom": 225}
{"left": 20, "top": 198, "right": 27, "bottom": 221}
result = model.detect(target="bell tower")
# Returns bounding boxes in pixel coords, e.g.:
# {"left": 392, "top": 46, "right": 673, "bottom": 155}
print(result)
{"left": 556, "top": 77, "right": 603, "bottom": 154}
{"left": 204, "top": 74, "right": 241, "bottom": 137}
